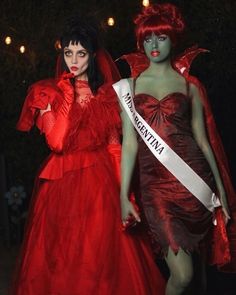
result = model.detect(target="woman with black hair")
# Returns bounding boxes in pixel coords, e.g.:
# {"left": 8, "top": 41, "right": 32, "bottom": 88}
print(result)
{"left": 11, "top": 17, "right": 165, "bottom": 295}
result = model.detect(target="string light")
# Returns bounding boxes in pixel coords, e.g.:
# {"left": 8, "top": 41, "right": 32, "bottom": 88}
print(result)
{"left": 5, "top": 36, "right": 12, "bottom": 45}
{"left": 107, "top": 17, "right": 115, "bottom": 26}
{"left": 142, "top": 0, "right": 150, "bottom": 7}
{"left": 54, "top": 40, "right": 61, "bottom": 50}
{"left": 19, "top": 45, "right": 26, "bottom": 54}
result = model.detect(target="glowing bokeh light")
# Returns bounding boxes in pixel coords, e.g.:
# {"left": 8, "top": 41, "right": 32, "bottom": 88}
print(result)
{"left": 55, "top": 40, "right": 61, "bottom": 50}
{"left": 19, "top": 46, "right": 26, "bottom": 53}
{"left": 5, "top": 36, "right": 12, "bottom": 45}
{"left": 107, "top": 17, "right": 115, "bottom": 26}
{"left": 142, "top": 0, "right": 150, "bottom": 7}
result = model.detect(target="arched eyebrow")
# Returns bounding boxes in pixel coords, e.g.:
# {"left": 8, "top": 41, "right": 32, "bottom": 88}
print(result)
{"left": 63, "top": 48, "right": 88, "bottom": 54}
{"left": 77, "top": 49, "right": 88, "bottom": 53}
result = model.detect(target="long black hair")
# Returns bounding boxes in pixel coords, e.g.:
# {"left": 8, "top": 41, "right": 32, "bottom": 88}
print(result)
{"left": 60, "top": 16, "right": 104, "bottom": 94}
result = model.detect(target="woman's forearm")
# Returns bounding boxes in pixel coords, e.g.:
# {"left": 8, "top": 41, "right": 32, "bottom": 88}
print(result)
{"left": 199, "top": 142, "right": 225, "bottom": 194}
{"left": 120, "top": 140, "right": 138, "bottom": 200}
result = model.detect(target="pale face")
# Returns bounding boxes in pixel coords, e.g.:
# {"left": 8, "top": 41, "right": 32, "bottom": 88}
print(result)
{"left": 63, "top": 41, "right": 89, "bottom": 80}
{"left": 143, "top": 33, "right": 172, "bottom": 63}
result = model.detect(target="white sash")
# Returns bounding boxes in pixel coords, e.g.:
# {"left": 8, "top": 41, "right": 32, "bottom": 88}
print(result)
{"left": 113, "top": 79, "right": 220, "bottom": 212}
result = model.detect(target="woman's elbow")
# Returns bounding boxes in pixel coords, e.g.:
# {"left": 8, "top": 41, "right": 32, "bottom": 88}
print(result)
{"left": 122, "top": 140, "right": 138, "bottom": 155}
{"left": 195, "top": 137, "right": 210, "bottom": 154}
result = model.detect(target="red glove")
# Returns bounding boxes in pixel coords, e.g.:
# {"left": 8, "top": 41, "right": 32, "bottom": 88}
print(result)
{"left": 40, "top": 73, "right": 75, "bottom": 152}
{"left": 56, "top": 73, "right": 74, "bottom": 116}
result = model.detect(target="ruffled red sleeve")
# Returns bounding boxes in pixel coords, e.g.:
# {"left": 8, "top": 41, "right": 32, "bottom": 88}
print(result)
{"left": 95, "top": 83, "right": 121, "bottom": 130}
{"left": 16, "top": 79, "right": 63, "bottom": 132}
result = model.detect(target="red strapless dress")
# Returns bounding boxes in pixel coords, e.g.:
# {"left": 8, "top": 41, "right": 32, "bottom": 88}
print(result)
{"left": 11, "top": 80, "right": 165, "bottom": 294}
{"left": 134, "top": 91, "right": 215, "bottom": 256}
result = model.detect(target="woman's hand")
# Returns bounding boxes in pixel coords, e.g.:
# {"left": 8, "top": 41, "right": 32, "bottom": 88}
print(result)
{"left": 120, "top": 198, "right": 141, "bottom": 227}
{"left": 219, "top": 189, "right": 231, "bottom": 225}
{"left": 57, "top": 72, "right": 75, "bottom": 101}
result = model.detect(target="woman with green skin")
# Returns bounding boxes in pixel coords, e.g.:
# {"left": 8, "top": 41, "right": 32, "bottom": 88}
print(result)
{"left": 113, "top": 3, "right": 232, "bottom": 295}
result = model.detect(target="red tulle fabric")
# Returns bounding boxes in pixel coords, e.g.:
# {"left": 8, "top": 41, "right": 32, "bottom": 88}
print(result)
{"left": 121, "top": 48, "right": 236, "bottom": 271}
{"left": 96, "top": 48, "right": 121, "bottom": 82}
{"left": 13, "top": 79, "right": 166, "bottom": 294}
{"left": 17, "top": 79, "right": 63, "bottom": 132}
{"left": 186, "top": 74, "right": 236, "bottom": 272}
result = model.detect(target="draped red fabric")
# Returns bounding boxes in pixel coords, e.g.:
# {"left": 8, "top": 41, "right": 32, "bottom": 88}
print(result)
{"left": 185, "top": 73, "right": 236, "bottom": 272}
{"left": 121, "top": 48, "right": 236, "bottom": 271}
{"left": 96, "top": 48, "right": 121, "bottom": 83}
{"left": 17, "top": 79, "right": 63, "bottom": 132}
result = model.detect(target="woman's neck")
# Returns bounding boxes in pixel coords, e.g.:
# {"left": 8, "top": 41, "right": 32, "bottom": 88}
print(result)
{"left": 146, "top": 58, "right": 173, "bottom": 77}
{"left": 75, "top": 73, "right": 88, "bottom": 81}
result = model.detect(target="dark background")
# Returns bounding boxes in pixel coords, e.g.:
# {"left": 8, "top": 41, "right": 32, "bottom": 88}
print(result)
{"left": 0, "top": 0, "right": 236, "bottom": 294}
{"left": 0, "top": 0, "right": 235, "bottom": 193}
{"left": 0, "top": 0, "right": 235, "bottom": 194}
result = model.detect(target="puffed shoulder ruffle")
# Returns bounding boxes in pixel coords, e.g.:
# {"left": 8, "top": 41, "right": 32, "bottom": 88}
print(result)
{"left": 16, "top": 79, "right": 63, "bottom": 131}
{"left": 95, "top": 82, "right": 121, "bottom": 128}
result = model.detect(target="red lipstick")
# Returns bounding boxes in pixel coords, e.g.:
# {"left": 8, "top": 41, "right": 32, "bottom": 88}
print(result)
{"left": 71, "top": 66, "right": 79, "bottom": 71}
{"left": 151, "top": 50, "right": 160, "bottom": 57}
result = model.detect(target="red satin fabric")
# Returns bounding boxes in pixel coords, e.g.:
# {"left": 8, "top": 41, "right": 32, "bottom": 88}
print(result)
{"left": 208, "top": 208, "right": 231, "bottom": 266}
{"left": 12, "top": 80, "right": 166, "bottom": 294}
{"left": 185, "top": 74, "right": 236, "bottom": 272}
{"left": 134, "top": 91, "right": 214, "bottom": 256}
{"left": 17, "top": 79, "right": 63, "bottom": 132}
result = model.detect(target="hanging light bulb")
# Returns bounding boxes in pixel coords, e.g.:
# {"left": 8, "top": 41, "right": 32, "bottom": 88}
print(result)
{"left": 54, "top": 40, "right": 61, "bottom": 50}
{"left": 142, "top": 0, "right": 150, "bottom": 7}
{"left": 107, "top": 17, "right": 115, "bottom": 26}
{"left": 5, "top": 36, "right": 12, "bottom": 45}
{"left": 19, "top": 45, "right": 26, "bottom": 54}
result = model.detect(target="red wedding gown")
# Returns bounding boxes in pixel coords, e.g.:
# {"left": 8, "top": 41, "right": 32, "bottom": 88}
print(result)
{"left": 133, "top": 82, "right": 215, "bottom": 257}
{"left": 12, "top": 79, "right": 165, "bottom": 295}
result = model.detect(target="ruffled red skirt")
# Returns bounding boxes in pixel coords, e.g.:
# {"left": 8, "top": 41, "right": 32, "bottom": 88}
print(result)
{"left": 10, "top": 149, "right": 165, "bottom": 295}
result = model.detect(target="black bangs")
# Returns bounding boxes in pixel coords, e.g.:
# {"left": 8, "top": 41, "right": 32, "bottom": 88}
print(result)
{"left": 60, "top": 16, "right": 99, "bottom": 54}
{"left": 59, "top": 16, "right": 104, "bottom": 93}
{"left": 61, "top": 34, "right": 95, "bottom": 54}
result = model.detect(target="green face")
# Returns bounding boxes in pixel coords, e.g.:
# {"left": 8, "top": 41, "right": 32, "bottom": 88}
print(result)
{"left": 143, "top": 33, "right": 172, "bottom": 63}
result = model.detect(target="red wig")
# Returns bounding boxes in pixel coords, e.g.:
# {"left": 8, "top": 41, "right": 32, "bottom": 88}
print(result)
{"left": 134, "top": 3, "right": 185, "bottom": 51}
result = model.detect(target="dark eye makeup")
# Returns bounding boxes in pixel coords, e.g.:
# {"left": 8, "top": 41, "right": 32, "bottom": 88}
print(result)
{"left": 64, "top": 49, "right": 88, "bottom": 57}
{"left": 144, "top": 34, "right": 168, "bottom": 43}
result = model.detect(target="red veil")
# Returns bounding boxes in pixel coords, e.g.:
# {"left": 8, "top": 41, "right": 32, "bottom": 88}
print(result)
{"left": 17, "top": 48, "right": 120, "bottom": 132}
{"left": 120, "top": 47, "right": 236, "bottom": 272}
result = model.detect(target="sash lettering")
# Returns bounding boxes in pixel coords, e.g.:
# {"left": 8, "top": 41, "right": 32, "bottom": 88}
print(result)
{"left": 113, "top": 79, "right": 221, "bottom": 213}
